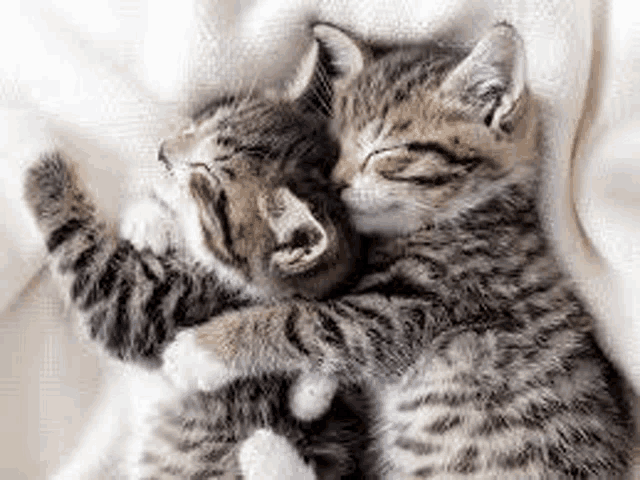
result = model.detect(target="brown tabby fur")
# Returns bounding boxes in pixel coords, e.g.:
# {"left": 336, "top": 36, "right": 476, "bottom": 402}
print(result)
{"left": 25, "top": 22, "right": 634, "bottom": 479}
{"left": 182, "top": 24, "right": 634, "bottom": 478}
{"left": 24, "top": 91, "right": 369, "bottom": 478}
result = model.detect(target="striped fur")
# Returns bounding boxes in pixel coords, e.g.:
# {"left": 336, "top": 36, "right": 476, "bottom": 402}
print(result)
{"left": 24, "top": 91, "right": 367, "bottom": 478}
{"left": 139, "top": 375, "right": 370, "bottom": 480}
{"left": 184, "top": 24, "right": 634, "bottom": 478}
{"left": 23, "top": 152, "right": 252, "bottom": 367}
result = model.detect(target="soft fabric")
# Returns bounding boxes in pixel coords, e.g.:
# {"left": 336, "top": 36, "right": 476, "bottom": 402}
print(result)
{"left": 1, "top": 0, "right": 639, "bottom": 478}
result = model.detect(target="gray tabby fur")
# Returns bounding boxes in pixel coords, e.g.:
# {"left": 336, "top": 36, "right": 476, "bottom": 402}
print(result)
{"left": 26, "top": 22, "right": 634, "bottom": 479}
{"left": 25, "top": 74, "right": 370, "bottom": 478}
{"left": 165, "top": 23, "right": 634, "bottom": 478}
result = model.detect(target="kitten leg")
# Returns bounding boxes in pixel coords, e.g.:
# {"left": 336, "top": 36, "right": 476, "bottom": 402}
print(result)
{"left": 24, "top": 152, "right": 251, "bottom": 366}
{"left": 239, "top": 429, "right": 317, "bottom": 480}
{"left": 163, "top": 333, "right": 319, "bottom": 480}
{"left": 289, "top": 371, "right": 339, "bottom": 422}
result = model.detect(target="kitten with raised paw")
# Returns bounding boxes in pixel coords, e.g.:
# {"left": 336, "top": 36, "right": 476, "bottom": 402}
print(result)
{"left": 25, "top": 45, "right": 370, "bottom": 480}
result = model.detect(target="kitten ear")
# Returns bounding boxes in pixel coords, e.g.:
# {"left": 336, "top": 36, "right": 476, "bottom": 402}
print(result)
{"left": 280, "top": 40, "right": 320, "bottom": 102}
{"left": 440, "top": 23, "right": 527, "bottom": 133}
{"left": 259, "top": 187, "right": 329, "bottom": 276}
{"left": 313, "top": 24, "right": 365, "bottom": 86}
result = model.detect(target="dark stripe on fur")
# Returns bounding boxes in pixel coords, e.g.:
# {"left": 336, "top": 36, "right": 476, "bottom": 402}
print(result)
{"left": 424, "top": 414, "right": 463, "bottom": 434}
{"left": 47, "top": 218, "right": 86, "bottom": 252}
{"left": 398, "top": 392, "right": 473, "bottom": 411}
{"left": 143, "top": 271, "right": 179, "bottom": 334}
{"left": 103, "top": 280, "right": 132, "bottom": 360}
{"left": 82, "top": 241, "right": 133, "bottom": 310}
{"left": 70, "top": 242, "right": 100, "bottom": 274}
{"left": 138, "top": 256, "right": 161, "bottom": 283}
{"left": 340, "top": 300, "right": 393, "bottom": 332}
{"left": 285, "top": 306, "right": 311, "bottom": 356}
{"left": 412, "top": 466, "right": 436, "bottom": 478}
{"left": 71, "top": 269, "right": 92, "bottom": 302}
{"left": 317, "top": 310, "right": 346, "bottom": 347}
{"left": 395, "top": 437, "right": 441, "bottom": 456}
{"left": 496, "top": 441, "right": 544, "bottom": 470}
{"left": 171, "top": 273, "right": 193, "bottom": 327}
{"left": 450, "top": 445, "right": 479, "bottom": 474}
{"left": 198, "top": 443, "right": 235, "bottom": 465}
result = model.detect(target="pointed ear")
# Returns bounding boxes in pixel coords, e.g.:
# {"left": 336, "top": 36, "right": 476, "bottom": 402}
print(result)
{"left": 440, "top": 23, "right": 527, "bottom": 133}
{"left": 258, "top": 187, "right": 329, "bottom": 276}
{"left": 313, "top": 23, "right": 365, "bottom": 87}
{"left": 280, "top": 40, "right": 320, "bottom": 102}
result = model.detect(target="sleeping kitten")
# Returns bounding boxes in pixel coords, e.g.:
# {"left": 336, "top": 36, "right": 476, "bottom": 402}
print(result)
{"left": 25, "top": 63, "right": 369, "bottom": 478}
{"left": 172, "top": 23, "right": 634, "bottom": 478}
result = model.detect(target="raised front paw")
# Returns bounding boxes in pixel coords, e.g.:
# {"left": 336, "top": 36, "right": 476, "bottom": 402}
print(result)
{"left": 24, "top": 152, "right": 95, "bottom": 239}
{"left": 120, "top": 195, "right": 182, "bottom": 255}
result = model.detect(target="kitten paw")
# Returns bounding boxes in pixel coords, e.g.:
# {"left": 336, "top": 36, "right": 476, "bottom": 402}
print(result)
{"left": 239, "top": 429, "right": 316, "bottom": 480}
{"left": 289, "top": 371, "right": 339, "bottom": 422}
{"left": 24, "top": 152, "right": 95, "bottom": 233}
{"left": 120, "top": 196, "right": 180, "bottom": 255}
{"left": 162, "top": 331, "right": 241, "bottom": 393}
{"left": 24, "top": 152, "right": 76, "bottom": 216}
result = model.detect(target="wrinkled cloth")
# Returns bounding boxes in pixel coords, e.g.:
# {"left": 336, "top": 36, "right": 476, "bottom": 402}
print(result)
{"left": 1, "top": 0, "right": 639, "bottom": 477}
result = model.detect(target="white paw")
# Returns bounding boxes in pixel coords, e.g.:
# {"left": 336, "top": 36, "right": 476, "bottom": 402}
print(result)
{"left": 289, "top": 371, "right": 339, "bottom": 422}
{"left": 120, "top": 196, "right": 181, "bottom": 255}
{"left": 239, "top": 429, "right": 316, "bottom": 480}
{"left": 161, "top": 331, "right": 242, "bottom": 393}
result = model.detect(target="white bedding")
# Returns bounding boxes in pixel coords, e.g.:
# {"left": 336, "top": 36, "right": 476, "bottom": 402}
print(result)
{"left": 1, "top": 0, "right": 639, "bottom": 477}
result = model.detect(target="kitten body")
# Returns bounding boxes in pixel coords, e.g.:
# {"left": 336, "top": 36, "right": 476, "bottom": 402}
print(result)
{"left": 173, "top": 24, "right": 634, "bottom": 478}
{"left": 26, "top": 82, "right": 368, "bottom": 478}
{"left": 30, "top": 22, "right": 634, "bottom": 479}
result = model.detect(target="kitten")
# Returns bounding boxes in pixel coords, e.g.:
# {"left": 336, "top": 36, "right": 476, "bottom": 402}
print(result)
{"left": 24, "top": 70, "right": 369, "bottom": 478}
{"left": 173, "top": 23, "right": 634, "bottom": 478}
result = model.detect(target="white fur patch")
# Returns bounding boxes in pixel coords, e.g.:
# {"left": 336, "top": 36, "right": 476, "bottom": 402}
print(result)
{"left": 239, "top": 429, "right": 317, "bottom": 480}
{"left": 161, "top": 330, "right": 243, "bottom": 393}
{"left": 289, "top": 371, "right": 339, "bottom": 422}
{"left": 120, "top": 195, "right": 183, "bottom": 255}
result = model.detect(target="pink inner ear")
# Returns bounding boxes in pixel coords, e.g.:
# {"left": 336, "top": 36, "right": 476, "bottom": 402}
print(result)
{"left": 261, "top": 187, "right": 330, "bottom": 276}
{"left": 313, "top": 24, "right": 365, "bottom": 83}
{"left": 282, "top": 40, "right": 319, "bottom": 102}
{"left": 439, "top": 25, "right": 526, "bottom": 129}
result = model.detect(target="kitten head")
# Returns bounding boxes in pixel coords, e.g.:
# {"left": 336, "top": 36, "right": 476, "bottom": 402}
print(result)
{"left": 316, "top": 23, "right": 539, "bottom": 236}
{"left": 158, "top": 67, "right": 356, "bottom": 298}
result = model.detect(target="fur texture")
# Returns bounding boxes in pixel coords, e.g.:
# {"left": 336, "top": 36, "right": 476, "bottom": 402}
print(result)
{"left": 179, "top": 24, "right": 634, "bottom": 478}
{"left": 25, "top": 85, "right": 369, "bottom": 478}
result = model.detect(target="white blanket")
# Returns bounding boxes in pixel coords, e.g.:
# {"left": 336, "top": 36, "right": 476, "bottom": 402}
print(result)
{"left": 1, "top": 0, "right": 639, "bottom": 477}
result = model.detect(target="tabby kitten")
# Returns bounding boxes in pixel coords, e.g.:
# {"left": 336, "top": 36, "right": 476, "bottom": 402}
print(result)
{"left": 170, "top": 23, "right": 634, "bottom": 478}
{"left": 24, "top": 85, "right": 368, "bottom": 478}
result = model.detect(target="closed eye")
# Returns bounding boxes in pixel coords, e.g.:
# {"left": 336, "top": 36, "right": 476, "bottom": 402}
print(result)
{"left": 406, "top": 142, "right": 480, "bottom": 167}
{"left": 380, "top": 162, "right": 480, "bottom": 187}
{"left": 189, "top": 162, "right": 213, "bottom": 174}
